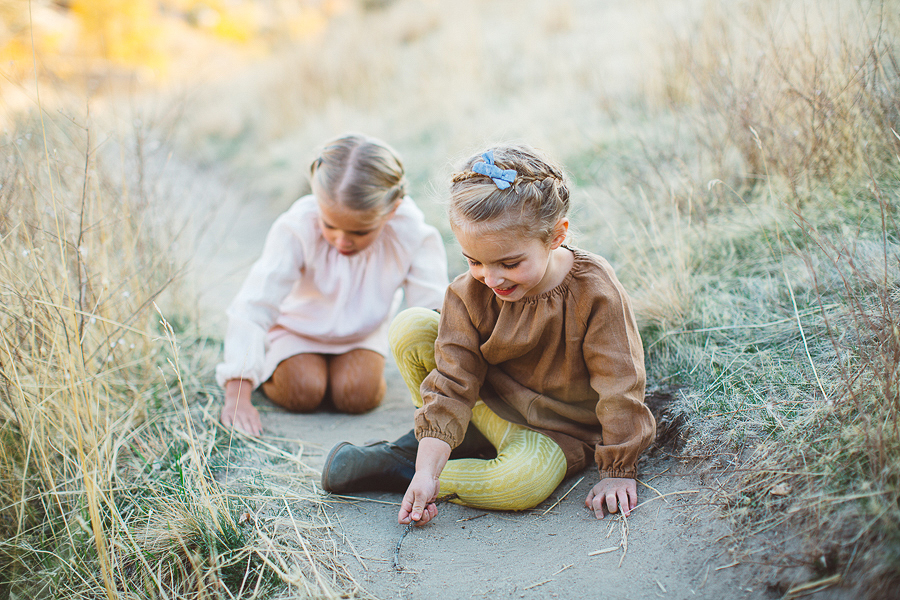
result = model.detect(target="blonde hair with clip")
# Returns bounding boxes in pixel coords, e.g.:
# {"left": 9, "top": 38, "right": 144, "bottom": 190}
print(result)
{"left": 310, "top": 134, "right": 407, "bottom": 216}
{"left": 449, "top": 144, "right": 570, "bottom": 243}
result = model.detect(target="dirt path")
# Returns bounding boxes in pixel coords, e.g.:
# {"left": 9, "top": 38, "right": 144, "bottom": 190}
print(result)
{"left": 257, "top": 358, "right": 777, "bottom": 600}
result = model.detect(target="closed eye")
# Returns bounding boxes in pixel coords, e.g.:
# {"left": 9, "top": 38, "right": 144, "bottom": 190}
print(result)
{"left": 502, "top": 262, "right": 520, "bottom": 269}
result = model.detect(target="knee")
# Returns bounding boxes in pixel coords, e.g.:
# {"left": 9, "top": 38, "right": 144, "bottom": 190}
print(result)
{"left": 389, "top": 307, "right": 439, "bottom": 364}
{"left": 331, "top": 377, "right": 385, "bottom": 414}
{"left": 493, "top": 438, "right": 567, "bottom": 510}
{"left": 262, "top": 371, "right": 327, "bottom": 413}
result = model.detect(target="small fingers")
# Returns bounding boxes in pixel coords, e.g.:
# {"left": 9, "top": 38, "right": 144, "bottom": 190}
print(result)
{"left": 617, "top": 488, "right": 630, "bottom": 516}
{"left": 605, "top": 491, "right": 618, "bottom": 515}
{"left": 398, "top": 492, "right": 415, "bottom": 524}
{"left": 413, "top": 503, "right": 438, "bottom": 525}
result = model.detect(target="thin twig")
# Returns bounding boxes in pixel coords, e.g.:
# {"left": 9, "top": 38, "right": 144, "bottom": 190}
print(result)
{"left": 783, "top": 574, "right": 842, "bottom": 599}
{"left": 617, "top": 514, "right": 629, "bottom": 568}
{"left": 524, "top": 579, "right": 553, "bottom": 590}
{"left": 631, "top": 489, "right": 701, "bottom": 512}
{"left": 391, "top": 493, "right": 459, "bottom": 571}
{"left": 541, "top": 476, "right": 584, "bottom": 516}
{"left": 456, "top": 513, "right": 489, "bottom": 522}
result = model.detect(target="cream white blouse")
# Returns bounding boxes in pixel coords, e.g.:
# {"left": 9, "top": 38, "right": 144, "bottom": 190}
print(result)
{"left": 215, "top": 195, "right": 448, "bottom": 388}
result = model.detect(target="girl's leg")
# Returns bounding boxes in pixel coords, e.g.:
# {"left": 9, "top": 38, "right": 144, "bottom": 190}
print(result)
{"left": 438, "top": 403, "right": 567, "bottom": 510}
{"left": 261, "top": 353, "right": 328, "bottom": 412}
{"left": 391, "top": 307, "right": 567, "bottom": 511}
{"left": 389, "top": 307, "right": 439, "bottom": 409}
{"left": 327, "top": 349, "right": 386, "bottom": 414}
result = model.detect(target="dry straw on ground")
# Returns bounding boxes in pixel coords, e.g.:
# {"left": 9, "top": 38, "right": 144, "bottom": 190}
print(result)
{"left": 0, "top": 109, "right": 366, "bottom": 598}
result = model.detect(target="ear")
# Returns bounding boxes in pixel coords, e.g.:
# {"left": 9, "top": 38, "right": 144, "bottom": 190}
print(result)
{"left": 384, "top": 199, "right": 402, "bottom": 220}
{"left": 549, "top": 218, "right": 569, "bottom": 250}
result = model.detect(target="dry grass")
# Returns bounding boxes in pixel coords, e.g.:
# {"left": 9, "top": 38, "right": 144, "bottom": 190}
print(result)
{"left": 603, "top": 0, "right": 900, "bottom": 594}
{"left": 0, "top": 108, "right": 366, "bottom": 598}
{"left": 4, "top": 0, "right": 900, "bottom": 597}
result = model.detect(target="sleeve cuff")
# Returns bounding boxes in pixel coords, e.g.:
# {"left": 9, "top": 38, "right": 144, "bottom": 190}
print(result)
{"left": 215, "top": 364, "right": 261, "bottom": 389}
{"left": 415, "top": 428, "right": 457, "bottom": 449}
{"left": 598, "top": 468, "right": 636, "bottom": 480}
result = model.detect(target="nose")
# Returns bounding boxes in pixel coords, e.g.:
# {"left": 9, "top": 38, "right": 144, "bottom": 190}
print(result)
{"left": 482, "top": 268, "right": 504, "bottom": 288}
{"left": 335, "top": 232, "right": 353, "bottom": 250}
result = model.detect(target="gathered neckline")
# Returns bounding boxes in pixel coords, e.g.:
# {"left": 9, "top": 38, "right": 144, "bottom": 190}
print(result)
{"left": 515, "top": 246, "right": 583, "bottom": 304}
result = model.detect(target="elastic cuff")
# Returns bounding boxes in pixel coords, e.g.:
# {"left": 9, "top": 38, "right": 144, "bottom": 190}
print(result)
{"left": 415, "top": 428, "right": 456, "bottom": 449}
{"left": 599, "top": 468, "right": 636, "bottom": 480}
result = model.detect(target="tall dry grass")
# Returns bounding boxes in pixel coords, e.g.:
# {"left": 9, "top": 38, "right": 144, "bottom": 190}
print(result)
{"left": 0, "top": 107, "right": 363, "bottom": 598}
{"left": 599, "top": 0, "right": 900, "bottom": 594}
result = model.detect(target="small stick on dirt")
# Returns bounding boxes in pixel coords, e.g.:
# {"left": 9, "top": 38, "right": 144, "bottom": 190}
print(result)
{"left": 617, "top": 514, "right": 629, "bottom": 568}
{"left": 541, "top": 476, "right": 584, "bottom": 516}
{"left": 783, "top": 574, "right": 841, "bottom": 599}
{"left": 551, "top": 564, "right": 573, "bottom": 576}
{"left": 636, "top": 478, "right": 665, "bottom": 500}
{"left": 392, "top": 493, "right": 459, "bottom": 571}
{"left": 456, "top": 513, "right": 489, "bottom": 522}
{"left": 524, "top": 579, "right": 553, "bottom": 590}
{"left": 588, "top": 546, "right": 619, "bottom": 556}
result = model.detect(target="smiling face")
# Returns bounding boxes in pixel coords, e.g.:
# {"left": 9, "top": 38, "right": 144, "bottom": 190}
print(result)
{"left": 316, "top": 192, "right": 396, "bottom": 256}
{"left": 454, "top": 219, "right": 570, "bottom": 302}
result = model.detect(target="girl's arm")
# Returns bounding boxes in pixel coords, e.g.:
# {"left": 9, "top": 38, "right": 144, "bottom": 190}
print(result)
{"left": 402, "top": 218, "right": 449, "bottom": 310}
{"left": 216, "top": 207, "right": 307, "bottom": 390}
{"left": 582, "top": 276, "right": 655, "bottom": 481}
{"left": 398, "top": 437, "right": 452, "bottom": 525}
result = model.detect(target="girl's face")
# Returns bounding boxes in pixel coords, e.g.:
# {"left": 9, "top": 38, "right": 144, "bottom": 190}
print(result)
{"left": 316, "top": 196, "right": 397, "bottom": 256}
{"left": 455, "top": 219, "right": 569, "bottom": 302}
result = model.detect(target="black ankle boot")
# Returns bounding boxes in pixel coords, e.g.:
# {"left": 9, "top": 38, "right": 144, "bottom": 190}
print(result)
{"left": 320, "top": 427, "right": 495, "bottom": 494}
{"left": 321, "top": 430, "right": 418, "bottom": 494}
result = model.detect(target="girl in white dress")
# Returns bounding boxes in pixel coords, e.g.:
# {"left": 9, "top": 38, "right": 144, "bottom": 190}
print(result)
{"left": 216, "top": 134, "right": 449, "bottom": 436}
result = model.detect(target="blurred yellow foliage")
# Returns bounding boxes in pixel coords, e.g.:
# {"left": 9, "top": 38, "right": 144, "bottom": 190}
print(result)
{"left": 0, "top": 1, "right": 70, "bottom": 79}
{"left": 0, "top": 0, "right": 344, "bottom": 83}
{"left": 71, "top": 0, "right": 167, "bottom": 70}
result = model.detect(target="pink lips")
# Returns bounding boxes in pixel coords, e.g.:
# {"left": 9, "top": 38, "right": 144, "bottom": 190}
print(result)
{"left": 493, "top": 286, "right": 517, "bottom": 296}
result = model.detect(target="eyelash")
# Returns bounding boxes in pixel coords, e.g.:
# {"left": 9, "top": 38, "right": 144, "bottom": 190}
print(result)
{"left": 324, "top": 224, "right": 372, "bottom": 236}
{"left": 467, "top": 259, "right": 520, "bottom": 269}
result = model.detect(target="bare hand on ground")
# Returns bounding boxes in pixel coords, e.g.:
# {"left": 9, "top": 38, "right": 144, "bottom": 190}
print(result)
{"left": 221, "top": 379, "right": 263, "bottom": 437}
{"left": 585, "top": 477, "right": 637, "bottom": 519}
{"left": 398, "top": 471, "right": 440, "bottom": 525}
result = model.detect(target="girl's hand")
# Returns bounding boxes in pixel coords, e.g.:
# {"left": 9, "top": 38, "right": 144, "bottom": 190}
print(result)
{"left": 397, "top": 436, "right": 452, "bottom": 525}
{"left": 221, "top": 379, "right": 263, "bottom": 437}
{"left": 585, "top": 477, "right": 638, "bottom": 519}
{"left": 398, "top": 471, "right": 440, "bottom": 525}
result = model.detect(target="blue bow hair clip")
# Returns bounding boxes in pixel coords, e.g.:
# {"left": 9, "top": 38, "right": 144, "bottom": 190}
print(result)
{"left": 471, "top": 151, "right": 517, "bottom": 190}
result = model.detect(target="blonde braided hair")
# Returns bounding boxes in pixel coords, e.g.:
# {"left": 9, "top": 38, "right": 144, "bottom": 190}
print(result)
{"left": 449, "top": 145, "right": 570, "bottom": 243}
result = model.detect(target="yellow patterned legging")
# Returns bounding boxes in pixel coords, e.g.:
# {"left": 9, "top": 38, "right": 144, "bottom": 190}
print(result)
{"left": 389, "top": 307, "right": 567, "bottom": 511}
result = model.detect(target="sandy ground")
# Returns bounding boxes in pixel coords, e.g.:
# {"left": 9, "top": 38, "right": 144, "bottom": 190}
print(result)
{"left": 252, "top": 357, "right": 791, "bottom": 600}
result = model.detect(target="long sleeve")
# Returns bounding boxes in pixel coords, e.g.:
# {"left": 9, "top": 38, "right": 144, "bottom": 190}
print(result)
{"left": 215, "top": 214, "right": 305, "bottom": 388}
{"left": 402, "top": 223, "right": 448, "bottom": 310}
{"left": 583, "top": 276, "right": 655, "bottom": 479}
{"left": 415, "top": 287, "right": 488, "bottom": 448}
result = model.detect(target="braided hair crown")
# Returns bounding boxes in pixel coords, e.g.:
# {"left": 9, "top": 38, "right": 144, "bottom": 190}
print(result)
{"left": 449, "top": 144, "right": 570, "bottom": 243}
